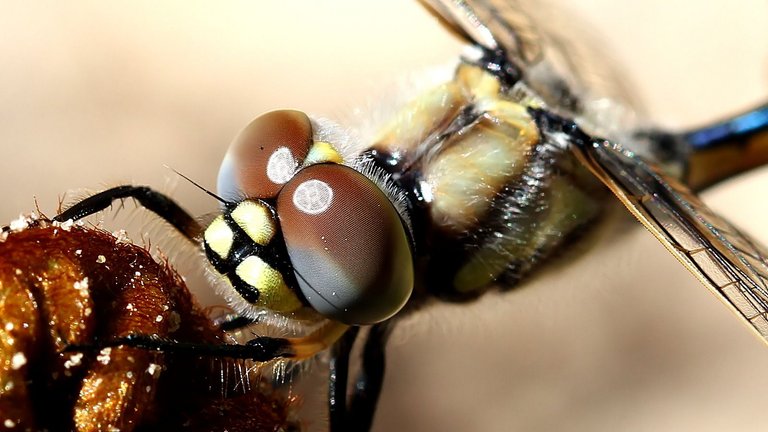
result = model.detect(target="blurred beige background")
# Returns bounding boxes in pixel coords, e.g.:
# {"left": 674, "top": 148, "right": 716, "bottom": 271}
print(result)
{"left": 1, "top": 1, "right": 767, "bottom": 431}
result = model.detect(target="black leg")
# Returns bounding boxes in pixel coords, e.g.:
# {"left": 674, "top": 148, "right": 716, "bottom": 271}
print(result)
{"left": 214, "top": 314, "right": 258, "bottom": 332}
{"left": 328, "top": 327, "right": 360, "bottom": 431}
{"left": 348, "top": 322, "right": 391, "bottom": 431}
{"left": 65, "top": 334, "right": 295, "bottom": 362}
{"left": 53, "top": 185, "right": 202, "bottom": 240}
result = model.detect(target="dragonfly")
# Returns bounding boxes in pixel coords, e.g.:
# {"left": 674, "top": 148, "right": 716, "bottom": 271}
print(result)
{"left": 1, "top": 0, "right": 768, "bottom": 432}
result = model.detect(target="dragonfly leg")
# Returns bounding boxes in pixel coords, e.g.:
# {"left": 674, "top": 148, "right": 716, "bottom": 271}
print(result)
{"left": 66, "top": 321, "right": 350, "bottom": 363}
{"left": 327, "top": 323, "right": 390, "bottom": 432}
{"left": 53, "top": 185, "right": 203, "bottom": 241}
{"left": 65, "top": 333, "right": 295, "bottom": 361}
{"left": 329, "top": 327, "right": 361, "bottom": 431}
{"left": 213, "top": 314, "right": 258, "bottom": 332}
{"left": 348, "top": 322, "right": 392, "bottom": 431}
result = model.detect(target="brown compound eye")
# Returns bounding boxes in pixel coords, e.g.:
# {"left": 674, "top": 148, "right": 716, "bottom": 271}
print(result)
{"left": 217, "top": 110, "right": 312, "bottom": 201}
{"left": 276, "top": 164, "right": 414, "bottom": 325}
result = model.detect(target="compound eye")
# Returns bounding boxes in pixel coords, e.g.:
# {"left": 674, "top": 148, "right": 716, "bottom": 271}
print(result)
{"left": 217, "top": 110, "right": 312, "bottom": 201}
{"left": 276, "top": 164, "right": 414, "bottom": 325}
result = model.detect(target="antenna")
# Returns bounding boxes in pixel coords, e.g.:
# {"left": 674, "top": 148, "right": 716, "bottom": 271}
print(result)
{"left": 165, "top": 165, "right": 229, "bottom": 205}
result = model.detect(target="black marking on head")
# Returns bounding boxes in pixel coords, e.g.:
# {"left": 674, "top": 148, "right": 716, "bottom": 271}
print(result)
{"left": 203, "top": 199, "right": 307, "bottom": 307}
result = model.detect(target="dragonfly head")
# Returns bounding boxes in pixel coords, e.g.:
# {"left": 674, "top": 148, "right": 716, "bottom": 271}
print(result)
{"left": 207, "top": 110, "right": 414, "bottom": 325}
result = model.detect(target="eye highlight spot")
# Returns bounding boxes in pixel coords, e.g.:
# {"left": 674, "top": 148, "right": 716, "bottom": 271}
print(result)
{"left": 235, "top": 256, "right": 302, "bottom": 313}
{"left": 266, "top": 146, "right": 298, "bottom": 185}
{"left": 231, "top": 201, "right": 275, "bottom": 245}
{"left": 217, "top": 110, "right": 312, "bottom": 200}
{"left": 204, "top": 216, "right": 234, "bottom": 258}
{"left": 292, "top": 179, "right": 333, "bottom": 215}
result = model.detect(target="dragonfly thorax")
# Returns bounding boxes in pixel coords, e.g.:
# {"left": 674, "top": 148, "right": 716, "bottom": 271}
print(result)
{"left": 366, "top": 63, "right": 606, "bottom": 300}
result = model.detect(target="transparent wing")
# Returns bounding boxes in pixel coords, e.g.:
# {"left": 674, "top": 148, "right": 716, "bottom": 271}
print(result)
{"left": 571, "top": 137, "right": 768, "bottom": 343}
{"left": 418, "top": 0, "right": 543, "bottom": 65}
{"left": 419, "top": 0, "right": 644, "bottom": 144}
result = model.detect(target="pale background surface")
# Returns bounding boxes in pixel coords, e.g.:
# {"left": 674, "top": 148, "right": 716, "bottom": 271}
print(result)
{"left": 1, "top": 1, "right": 767, "bottom": 431}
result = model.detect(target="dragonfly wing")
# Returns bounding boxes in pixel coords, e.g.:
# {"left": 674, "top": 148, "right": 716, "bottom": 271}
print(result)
{"left": 418, "top": 0, "right": 542, "bottom": 65}
{"left": 571, "top": 136, "right": 768, "bottom": 343}
{"left": 419, "top": 0, "right": 643, "bottom": 141}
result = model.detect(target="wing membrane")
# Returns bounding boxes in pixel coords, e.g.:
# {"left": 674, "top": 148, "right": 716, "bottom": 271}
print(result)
{"left": 420, "top": 0, "right": 642, "bottom": 138}
{"left": 418, "top": 0, "right": 542, "bottom": 65}
{"left": 572, "top": 138, "right": 768, "bottom": 342}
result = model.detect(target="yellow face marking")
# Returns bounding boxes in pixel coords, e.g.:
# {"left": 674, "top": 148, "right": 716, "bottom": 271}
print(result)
{"left": 231, "top": 201, "right": 275, "bottom": 245}
{"left": 303, "top": 141, "right": 343, "bottom": 166}
{"left": 204, "top": 216, "right": 234, "bottom": 258}
{"left": 235, "top": 256, "right": 302, "bottom": 313}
